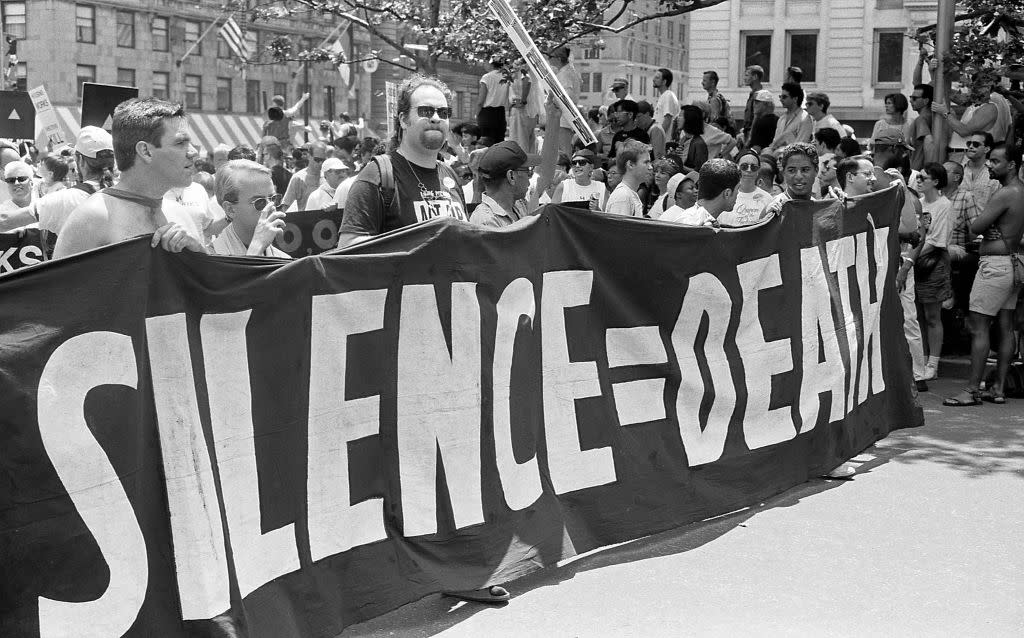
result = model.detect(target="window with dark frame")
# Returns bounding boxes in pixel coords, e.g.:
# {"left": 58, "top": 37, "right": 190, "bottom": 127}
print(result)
{"left": 742, "top": 32, "right": 772, "bottom": 83}
{"left": 75, "top": 4, "right": 95, "bottom": 44}
{"left": 76, "top": 64, "right": 96, "bottom": 98}
{"left": 153, "top": 72, "right": 170, "bottom": 100}
{"left": 875, "top": 30, "right": 904, "bottom": 85}
{"left": 788, "top": 31, "right": 818, "bottom": 83}
{"left": 116, "top": 10, "right": 135, "bottom": 48}
{"left": 152, "top": 16, "right": 169, "bottom": 52}
{"left": 2, "top": 2, "right": 27, "bottom": 40}
{"left": 217, "top": 77, "right": 232, "bottom": 111}
{"left": 185, "top": 74, "right": 202, "bottom": 109}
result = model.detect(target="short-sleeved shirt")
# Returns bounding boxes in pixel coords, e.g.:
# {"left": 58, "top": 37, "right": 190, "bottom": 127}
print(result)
{"left": 479, "top": 70, "right": 510, "bottom": 109}
{"left": 661, "top": 204, "right": 715, "bottom": 226}
{"left": 813, "top": 114, "right": 846, "bottom": 138}
{"left": 654, "top": 90, "right": 681, "bottom": 124}
{"left": 609, "top": 126, "right": 651, "bottom": 158}
{"left": 921, "top": 195, "right": 953, "bottom": 249}
{"left": 721, "top": 187, "right": 773, "bottom": 226}
{"left": 605, "top": 183, "right": 644, "bottom": 217}
{"left": 33, "top": 184, "right": 92, "bottom": 234}
{"left": 305, "top": 184, "right": 337, "bottom": 211}
{"left": 340, "top": 151, "right": 467, "bottom": 238}
{"left": 469, "top": 193, "right": 527, "bottom": 228}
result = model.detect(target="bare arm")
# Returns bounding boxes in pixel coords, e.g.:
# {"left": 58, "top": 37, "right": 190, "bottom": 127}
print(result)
{"left": 477, "top": 81, "right": 489, "bottom": 111}
{"left": 0, "top": 204, "right": 36, "bottom": 232}
{"left": 969, "top": 188, "right": 1010, "bottom": 235}
{"left": 934, "top": 102, "right": 997, "bottom": 137}
{"left": 283, "top": 92, "right": 310, "bottom": 118}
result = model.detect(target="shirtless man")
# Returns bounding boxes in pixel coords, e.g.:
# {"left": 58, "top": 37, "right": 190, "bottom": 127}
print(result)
{"left": 944, "top": 143, "right": 1024, "bottom": 406}
{"left": 54, "top": 97, "right": 205, "bottom": 258}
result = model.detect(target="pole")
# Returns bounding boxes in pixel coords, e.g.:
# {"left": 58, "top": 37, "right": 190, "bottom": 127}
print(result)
{"left": 0, "top": 19, "right": 6, "bottom": 90}
{"left": 303, "top": 59, "right": 310, "bottom": 142}
{"left": 933, "top": 0, "right": 956, "bottom": 163}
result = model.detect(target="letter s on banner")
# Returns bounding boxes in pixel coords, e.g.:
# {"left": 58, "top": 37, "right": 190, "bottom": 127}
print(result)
{"left": 36, "top": 332, "right": 148, "bottom": 638}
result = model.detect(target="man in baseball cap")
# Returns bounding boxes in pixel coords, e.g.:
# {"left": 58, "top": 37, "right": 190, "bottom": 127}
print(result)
{"left": 0, "top": 126, "right": 117, "bottom": 233}
{"left": 469, "top": 140, "right": 541, "bottom": 227}
{"left": 609, "top": 77, "right": 634, "bottom": 104}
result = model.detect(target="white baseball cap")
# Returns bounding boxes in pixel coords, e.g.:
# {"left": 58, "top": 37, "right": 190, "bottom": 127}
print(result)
{"left": 321, "top": 157, "right": 348, "bottom": 172}
{"left": 75, "top": 126, "right": 113, "bottom": 158}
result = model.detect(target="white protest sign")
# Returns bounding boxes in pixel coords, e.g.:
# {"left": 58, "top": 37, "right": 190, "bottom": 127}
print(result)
{"left": 486, "top": 0, "right": 596, "bottom": 147}
{"left": 30, "top": 86, "right": 66, "bottom": 147}
{"left": 385, "top": 81, "right": 398, "bottom": 139}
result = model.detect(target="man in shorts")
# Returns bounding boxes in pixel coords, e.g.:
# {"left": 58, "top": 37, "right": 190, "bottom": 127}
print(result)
{"left": 944, "top": 143, "right": 1024, "bottom": 405}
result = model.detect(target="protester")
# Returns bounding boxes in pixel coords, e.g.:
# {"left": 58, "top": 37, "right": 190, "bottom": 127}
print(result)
{"left": 764, "top": 142, "right": 819, "bottom": 215}
{"left": 693, "top": 100, "right": 737, "bottom": 160}
{"left": 872, "top": 92, "right": 912, "bottom": 143}
{"left": 477, "top": 58, "right": 510, "bottom": 142}
{"left": 608, "top": 100, "right": 650, "bottom": 158}
{"left": 0, "top": 161, "right": 35, "bottom": 216}
{"left": 746, "top": 91, "right": 778, "bottom": 154}
{"left": 337, "top": 75, "right": 468, "bottom": 248}
{"left": 646, "top": 158, "right": 682, "bottom": 219}
{"left": 701, "top": 70, "right": 731, "bottom": 126}
{"left": 914, "top": 163, "right": 954, "bottom": 381}
{"left": 228, "top": 144, "right": 257, "bottom": 162}
{"left": 656, "top": 171, "right": 699, "bottom": 221}
{"left": 636, "top": 101, "right": 666, "bottom": 160}
{"left": 906, "top": 85, "right": 937, "bottom": 170}
{"left": 785, "top": 66, "right": 803, "bottom": 86}
{"left": 36, "top": 155, "right": 68, "bottom": 197}
{"left": 53, "top": 97, "right": 205, "bottom": 258}
{"left": 605, "top": 140, "right": 650, "bottom": 217}
{"left": 552, "top": 149, "right": 606, "bottom": 210}
{"left": 282, "top": 142, "right": 328, "bottom": 211}
{"left": 508, "top": 68, "right": 538, "bottom": 153}
{"left": 959, "top": 132, "right": 1001, "bottom": 212}
{"left": 608, "top": 77, "right": 634, "bottom": 105}
{"left": 837, "top": 137, "right": 862, "bottom": 160}
{"left": 258, "top": 136, "right": 291, "bottom": 199}
{"left": 210, "top": 160, "right": 290, "bottom": 258}
{"left": 944, "top": 143, "right": 1024, "bottom": 406}
{"left": 212, "top": 143, "right": 232, "bottom": 170}
{"left": 549, "top": 45, "right": 581, "bottom": 157}
{"left": 468, "top": 140, "right": 538, "bottom": 227}
{"left": 740, "top": 65, "right": 765, "bottom": 147}
{"left": 661, "top": 158, "right": 740, "bottom": 226}
{"left": 165, "top": 154, "right": 222, "bottom": 241}
{"left": 723, "top": 150, "right": 773, "bottom": 224}
{"left": 305, "top": 157, "right": 348, "bottom": 210}
{"left": 262, "top": 92, "right": 310, "bottom": 150}
{"left": 944, "top": 161, "right": 982, "bottom": 322}
{"left": 806, "top": 92, "right": 845, "bottom": 138}
{"left": 653, "top": 68, "right": 680, "bottom": 139}
{"left": 837, "top": 157, "right": 877, "bottom": 196}
{"left": 675, "top": 105, "right": 709, "bottom": 171}
{"left": 933, "top": 72, "right": 1009, "bottom": 153}
{"left": 769, "top": 83, "right": 813, "bottom": 152}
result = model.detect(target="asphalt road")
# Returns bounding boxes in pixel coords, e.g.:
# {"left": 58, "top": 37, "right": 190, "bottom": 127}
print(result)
{"left": 340, "top": 375, "right": 1024, "bottom": 638}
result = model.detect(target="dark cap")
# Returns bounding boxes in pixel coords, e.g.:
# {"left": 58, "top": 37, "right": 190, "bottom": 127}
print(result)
{"left": 571, "top": 148, "right": 595, "bottom": 163}
{"left": 478, "top": 141, "right": 541, "bottom": 178}
{"left": 873, "top": 129, "right": 913, "bottom": 150}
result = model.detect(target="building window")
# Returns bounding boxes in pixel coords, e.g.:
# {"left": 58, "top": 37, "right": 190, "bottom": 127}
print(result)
{"left": 244, "top": 30, "right": 258, "bottom": 60}
{"left": 152, "top": 71, "right": 169, "bottom": 100}
{"left": 12, "top": 61, "right": 25, "bottom": 91}
{"left": 116, "top": 10, "right": 135, "bottom": 48}
{"left": 273, "top": 82, "right": 287, "bottom": 103}
{"left": 876, "top": 0, "right": 903, "bottom": 8}
{"left": 216, "top": 77, "right": 231, "bottom": 111}
{"left": 639, "top": 44, "right": 647, "bottom": 64}
{"left": 741, "top": 32, "right": 772, "bottom": 83}
{"left": 787, "top": 31, "right": 818, "bottom": 83}
{"left": 76, "top": 64, "right": 96, "bottom": 98}
{"left": 116, "top": 68, "right": 135, "bottom": 87}
{"left": 184, "top": 20, "right": 202, "bottom": 55}
{"left": 185, "top": 74, "right": 202, "bottom": 109}
{"left": 75, "top": 4, "right": 95, "bottom": 43}
{"left": 246, "top": 79, "right": 261, "bottom": 114}
{"left": 592, "top": 72, "right": 602, "bottom": 95}
{"left": 654, "top": 21, "right": 661, "bottom": 38}
{"left": 152, "top": 16, "right": 169, "bottom": 52}
{"left": 654, "top": 47, "right": 661, "bottom": 66}
{"left": 579, "top": 72, "right": 590, "bottom": 93}
{"left": 2, "top": 2, "right": 27, "bottom": 40}
{"left": 874, "top": 30, "right": 904, "bottom": 86}
{"left": 641, "top": 21, "right": 648, "bottom": 34}
{"left": 583, "top": 43, "right": 601, "bottom": 60}
{"left": 667, "top": 22, "right": 674, "bottom": 42}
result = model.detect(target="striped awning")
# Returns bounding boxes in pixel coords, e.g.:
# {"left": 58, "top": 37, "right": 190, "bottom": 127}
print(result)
{"left": 47, "top": 106, "right": 264, "bottom": 156}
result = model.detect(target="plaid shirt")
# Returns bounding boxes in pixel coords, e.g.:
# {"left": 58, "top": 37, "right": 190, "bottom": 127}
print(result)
{"left": 947, "top": 187, "right": 981, "bottom": 249}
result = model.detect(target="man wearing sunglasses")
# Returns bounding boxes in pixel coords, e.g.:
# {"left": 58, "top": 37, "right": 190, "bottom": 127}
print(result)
{"left": 54, "top": 97, "right": 206, "bottom": 259}
{"left": 960, "top": 133, "right": 1000, "bottom": 212}
{"left": 211, "top": 159, "right": 290, "bottom": 258}
{"left": 281, "top": 142, "right": 329, "bottom": 212}
{"left": 0, "top": 161, "right": 35, "bottom": 218}
{"left": 339, "top": 75, "right": 467, "bottom": 248}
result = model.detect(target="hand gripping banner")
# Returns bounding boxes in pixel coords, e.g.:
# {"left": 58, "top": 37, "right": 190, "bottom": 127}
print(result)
{"left": 0, "top": 188, "right": 922, "bottom": 637}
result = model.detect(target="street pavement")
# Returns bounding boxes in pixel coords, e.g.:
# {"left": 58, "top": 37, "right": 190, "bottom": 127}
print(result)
{"left": 340, "top": 374, "right": 1024, "bottom": 638}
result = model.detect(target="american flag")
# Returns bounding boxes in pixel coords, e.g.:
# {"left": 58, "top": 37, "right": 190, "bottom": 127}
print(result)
{"left": 218, "top": 17, "right": 251, "bottom": 61}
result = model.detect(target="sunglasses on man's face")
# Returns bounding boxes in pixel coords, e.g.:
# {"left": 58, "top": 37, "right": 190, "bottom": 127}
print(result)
{"left": 965, "top": 140, "right": 986, "bottom": 148}
{"left": 311, "top": 156, "right": 326, "bottom": 162}
{"left": 738, "top": 163, "right": 759, "bottom": 171}
{"left": 571, "top": 159, "right": 592, "bottom": 167}
{"left": 4, "top": 175, "right": 30, "bottom": 184}
{"left": 415, "top": 106, "right": 452, "bottom": 119}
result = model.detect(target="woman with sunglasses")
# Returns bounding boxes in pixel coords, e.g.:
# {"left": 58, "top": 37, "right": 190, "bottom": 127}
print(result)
{"left": 719, "top": 150, "right": 773, "bottom": 226}
{"left": 552, "top": 149, "right": 606, "bottom": 211}
{"left": 913, "top": 162, "right": 953, "bottom": 382}
{"left": 0, "top": 161, "right": 36, "bottom": 219}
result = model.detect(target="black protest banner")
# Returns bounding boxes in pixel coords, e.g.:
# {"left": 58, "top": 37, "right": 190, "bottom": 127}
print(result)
{"left": 80, "top": 83, "right": 139, "bottom": 129}
{"left": 275, "top": 207, "right": 345, "bottom": 257}
{"left": 0, "top": 90, "right": 36, "bottom": 139}
{"left": 0, "top": 190, "right": 922, "bottom": 637}
{"left": 0, "top": 228, "right": 46, "bottom": 275}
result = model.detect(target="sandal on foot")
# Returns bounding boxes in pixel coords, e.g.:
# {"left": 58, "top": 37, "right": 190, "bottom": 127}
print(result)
{"left": 943, "top": 389, "right": 981, "bottom": 407}
{"left": 981, "top": 390, "right": 1006, "bottom": 404}
{"left": 445, "top": 586, "right": 510, "bottom": 604}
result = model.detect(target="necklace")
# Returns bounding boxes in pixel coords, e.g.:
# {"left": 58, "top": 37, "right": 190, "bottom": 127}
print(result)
{"left": 398, "top": 152, "right": 444, "bottom": 220}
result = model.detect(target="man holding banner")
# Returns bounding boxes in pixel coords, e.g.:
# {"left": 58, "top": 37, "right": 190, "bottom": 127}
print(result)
{"left": 337, "top": 75, "right": 468, "bottom": 248}
{"left": 53, "top": 98, "right": 205, "bottom": 258}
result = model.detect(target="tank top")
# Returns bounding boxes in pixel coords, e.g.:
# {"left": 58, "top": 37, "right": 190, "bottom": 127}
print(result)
{"left": 560, "top": 179, "right": 606, "bottom": 210}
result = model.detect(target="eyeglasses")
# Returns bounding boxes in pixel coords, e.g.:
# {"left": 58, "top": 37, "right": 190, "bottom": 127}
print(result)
{"left": 965, "top": 140, "right": 986, "bottom": 148}
{"left": 311, "top": 156, "right": 325, "bottom": 162}
{"left": 738, "top": 163, "right": 759, "bottom": 171}
{"left": 249, "top": 195, "right": 276, "bottom": 211}
{"left": 571, "top": 159, "right": 592, "bottom": 167}
{"left": 4, "top": 175, "right": 30, "bottom": 184}
{"left": 415, "top": 105, "right": 452, "bottom": 119}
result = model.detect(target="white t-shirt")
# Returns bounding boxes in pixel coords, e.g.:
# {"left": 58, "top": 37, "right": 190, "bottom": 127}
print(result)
{"left": 605, "top": 183, "right": 644, "bottom": 217}
{"left": 34, "top": 185, "right": 91, "bottom": 234}
{"left": 921, "top": 195, "right": 953, "bottom": 249}
{"left": 560, "top": 178, "right": 606, "bottom": 210}
{"left": 333, "top": 175, "right": 358, "bottom": 209}
{"left": 661, "top": 203, "right": 715, "bottom": 226}
{"left": 480, "top": 69, "right": 510, "bottom": 108}
{"left": 720, "top": 188, "right": 773, "bottom": 226}
{"left": 813, "top": 113, "right": 846, "bottom": 138}
{"left": 165, "top": 182, "right": 215, "bottom": 234}
{"left": 305, "top": 184, "right": 337, "bottom": 210}
{"left": 655, "top": 90, "right": 681, "bottom": 124}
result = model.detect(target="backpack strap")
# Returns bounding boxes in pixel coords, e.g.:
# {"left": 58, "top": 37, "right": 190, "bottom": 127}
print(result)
{"left": 372, "top": 154, "right": 396, "bottom": 212}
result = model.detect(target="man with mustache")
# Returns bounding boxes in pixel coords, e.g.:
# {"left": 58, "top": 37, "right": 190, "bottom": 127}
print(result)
{"left": 54, "top": 97, "right": 206, "bottom": 258}
{"left": 338, "top": 75, "right": 467, "bottom": 248}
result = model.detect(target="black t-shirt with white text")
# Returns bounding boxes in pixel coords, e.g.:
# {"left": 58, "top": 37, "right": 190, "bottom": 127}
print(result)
{"left": 340, "top": 150, "right": 467, "bottom": 237}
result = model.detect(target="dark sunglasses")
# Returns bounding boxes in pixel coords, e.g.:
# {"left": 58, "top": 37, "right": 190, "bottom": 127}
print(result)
{"left": 250, "top": 196, "right": 274, "bottom": 211}
{"left": 571, "top": 159, "right": 592, "bottom": 167}
{"left": 4, "top": 175, "right": 30, "bottom": 184}
{"left": 311, "top": 156, "right": 326, "bottom": 162}
{"left": 415, "top": 105, "right": 452, "bottom": 119}
{"left": 738, "top": 163, "right": 759, "bottom": 171}
{"left": 965, "top": 140, "right": 986, "bottom": 148}
{"left": 458, "top": 171, "right": 473, "bottom": 179}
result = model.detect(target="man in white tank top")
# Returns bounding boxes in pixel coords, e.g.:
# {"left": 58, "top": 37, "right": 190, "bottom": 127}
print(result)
{"left": 551, "top": 149, "right": 606, "bottom": 210}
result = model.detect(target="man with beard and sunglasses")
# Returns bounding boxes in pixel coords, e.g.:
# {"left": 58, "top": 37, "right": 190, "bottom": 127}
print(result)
{"left": 338, "top": 75, "right": 467, "bottom": 248}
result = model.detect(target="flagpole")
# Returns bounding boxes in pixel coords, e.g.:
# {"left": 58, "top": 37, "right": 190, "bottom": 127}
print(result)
{"left": 176, "top": 11, "right": 233, "bottom": 103}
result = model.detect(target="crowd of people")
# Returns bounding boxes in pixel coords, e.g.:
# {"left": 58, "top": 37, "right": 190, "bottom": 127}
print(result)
{"left": 0, "top": 43, "right": 1022, "bottom": 413}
